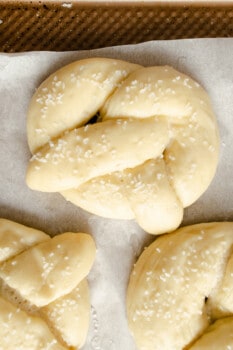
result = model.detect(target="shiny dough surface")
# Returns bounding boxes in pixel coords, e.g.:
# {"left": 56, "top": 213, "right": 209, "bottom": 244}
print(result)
{"left": 26, "top": 58, "right": 219, "bottom": 235}
{"left": 127, "top": 222, "right": 233, "bottom": 350}
{"left": 0, "top": 218, "right": 96, "bottom": 349}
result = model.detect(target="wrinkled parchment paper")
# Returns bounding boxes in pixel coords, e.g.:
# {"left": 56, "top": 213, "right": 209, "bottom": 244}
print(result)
{"left": 0, "top": 39, "right": 233, "bottom": 350}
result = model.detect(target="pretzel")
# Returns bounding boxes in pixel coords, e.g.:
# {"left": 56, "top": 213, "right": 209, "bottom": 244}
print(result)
{"left": 26, "top": 58, "right": 219, "bottom": 234}
{"left": 127, "top": 222, "right": 233, "bottom": 350}
{"left": 0, "top": 218, "right": 96, "bottom": 349}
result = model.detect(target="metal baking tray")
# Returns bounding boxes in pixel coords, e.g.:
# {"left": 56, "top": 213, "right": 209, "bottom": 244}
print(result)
{"left": 0, "top": 1, "right": 233, "bottom": 52}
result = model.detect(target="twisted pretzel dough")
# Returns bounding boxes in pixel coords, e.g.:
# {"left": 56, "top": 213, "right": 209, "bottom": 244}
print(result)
{"left": 0, "top": 218, "right": 96, "bottom": 349}
{"left": 26, "top": 58, "right": 219, "bottom": 234}
{"left": 127, "top": 222, "right": 233, "bottom": 350}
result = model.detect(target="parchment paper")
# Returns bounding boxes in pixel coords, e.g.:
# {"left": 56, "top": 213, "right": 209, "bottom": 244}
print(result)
{"left": 0, "top": 39, "right": 233, "bottom": 350}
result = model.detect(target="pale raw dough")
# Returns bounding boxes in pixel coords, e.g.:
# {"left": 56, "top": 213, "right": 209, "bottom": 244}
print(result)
{"left": 0, "top": 232, "right": 95, "bottom": 307}
{"left": 189, "top": 317, "right": 233, "bottom": 349}
{"left": 127, "top": 222, "right": 233, "bottom": 350}
{"left": 26, "top": 58, "right": 219, "bottom": 234}
{"left": 41, "top": 279, "right": 90, "bottom": 348}
{"left": 0, "top": 218, "right": 49, "bottom": 263}
{"left": 0, "top": 296, "right": 66, "bottom": 350}
{"left": 0, "top": 218, "right": 96, "bottom": 349}
{"left": 27, "top": 58, "right": 140, "bottom": 154}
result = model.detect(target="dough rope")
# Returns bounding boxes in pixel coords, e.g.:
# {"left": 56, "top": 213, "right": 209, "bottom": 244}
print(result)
{"left": 0, "top": 218, "right": 96, "bottom": 349}
{"left": 127, "top": 222, "right": 233, "bottom": 350}
{"left": 26, "top": 58, "right": 219, "bottom": 234}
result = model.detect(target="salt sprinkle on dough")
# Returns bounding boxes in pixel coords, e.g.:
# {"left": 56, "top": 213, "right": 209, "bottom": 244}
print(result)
{"left": 127, "top": 222, "right": 233, "bottom": 350}
{"left": 26, "top": 58, "right": 219, "bottom": 235}
{"left": 0, "top": 296, "right": 67, "bottom": 350}
{"left": 0, "top": 218, "right": 96, "bottom": 349}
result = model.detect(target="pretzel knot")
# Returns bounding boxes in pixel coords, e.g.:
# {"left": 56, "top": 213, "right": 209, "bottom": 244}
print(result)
{"left": 26, "top": 58, "right": 219, "bottom": 234}
{"left": 127, "top": 222, "right": 233, "bottom": 350}
{"left": 0, "top": 219, "right": 96, "bottom": 349}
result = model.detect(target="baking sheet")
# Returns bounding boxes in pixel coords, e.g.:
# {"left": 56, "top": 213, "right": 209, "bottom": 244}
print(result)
{"left": 0, "top": 39, "right": 233, "bottom": 350}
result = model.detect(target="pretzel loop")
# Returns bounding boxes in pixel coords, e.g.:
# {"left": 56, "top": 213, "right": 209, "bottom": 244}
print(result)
{"left": 127, "top": 222, "right": 233, "bottom": 350}
{"left": 26, "top": 58, "right": 219, "bottom": 234}
{"left": 0, "top": 219, "right": 96, "bottom": 349}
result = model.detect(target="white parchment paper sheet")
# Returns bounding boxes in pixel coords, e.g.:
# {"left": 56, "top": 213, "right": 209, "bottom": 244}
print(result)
{"left": 0, "top": 39, "right": 233, "bottom": 350}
